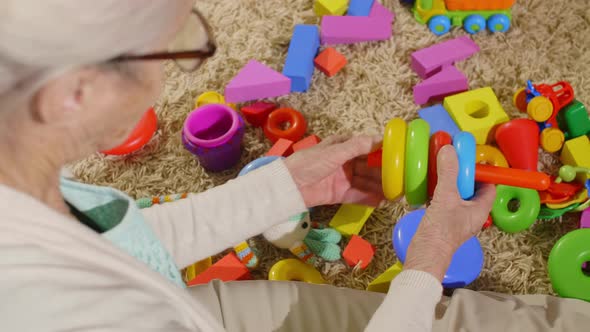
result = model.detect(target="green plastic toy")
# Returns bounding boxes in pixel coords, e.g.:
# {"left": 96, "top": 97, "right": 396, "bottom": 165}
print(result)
{"left": 557, "top": 100, "right": 590, "bottom": 140}
{"left": 491, "top": 185, "right": 540, "bottom": 233}
{"left": 548, "top": 228, "right": 590, "bottom": 302}
{"left": 538, "top": 203, "right": 581, "bottom": 220}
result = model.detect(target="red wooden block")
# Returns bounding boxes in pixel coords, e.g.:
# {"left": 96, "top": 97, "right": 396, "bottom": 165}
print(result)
{"left": 343, "top": 235, "right": 375, "bottom": 269}
{"left": 314, "top": 47, "right": 347, "bottom": 77}
{"left": 292, "top": 135, "right": 321, "bottom": 152}
{"left": 240, "top": 102, "right": 277, "bottom": 127}
{"left": 367, "top": 149, "right": 383, "bottom": 168}
{"left": 266, "top": 138, "right": 294, "bottom": 157}
{"left": 187, "top": 252, "right": 251, "bottom": 286}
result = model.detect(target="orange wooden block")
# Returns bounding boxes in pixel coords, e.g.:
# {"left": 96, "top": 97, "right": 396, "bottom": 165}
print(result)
{"left": 292, "top": 135, "right": 321, "bottom": 152}
{"left": 187, "top": 252, "right": 251, "bottom": 286}
{"left": 266, "top": 138, "right": 294, "bottom": 157}
{"left": 314, "top": 47, "right": 347, "bottom": 77}
{"left": 343, "top": 235, "right": 375, "bottom": 269}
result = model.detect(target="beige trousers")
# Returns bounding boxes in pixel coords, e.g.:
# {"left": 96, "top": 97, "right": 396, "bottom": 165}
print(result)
{"left": 189, "top": 280, "right": 590, "bottom": 332}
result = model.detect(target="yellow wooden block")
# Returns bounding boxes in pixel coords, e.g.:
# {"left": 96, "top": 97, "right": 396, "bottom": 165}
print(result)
{"left": 329, "top": 204, "right": 374, "bottom": 237}
{"left": 367, "top": 261, "right": 403, "bottom": 293}
{"left": 184, "top": 257, "right": 212, "bottom": 282}
{"left": 443, "top": 87, "right": 509, "bottom": 144}
{"left": 560, "top": 135, "right": 590, "bottom": 183}
{"left": 314, "top": 0, "right": 348, "bottom": 17}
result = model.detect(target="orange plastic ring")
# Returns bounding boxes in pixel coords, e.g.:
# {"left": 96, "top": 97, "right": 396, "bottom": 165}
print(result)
{"left": 263, "top": 108, "right": 307, "bottom": 143}
{"left": 101, "top": 107, "right": 158, "bottom": 155}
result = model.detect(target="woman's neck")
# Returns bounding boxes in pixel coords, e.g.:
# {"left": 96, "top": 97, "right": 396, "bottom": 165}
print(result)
{"left": 0, "top": 123, "right": 71, "bottom": 215}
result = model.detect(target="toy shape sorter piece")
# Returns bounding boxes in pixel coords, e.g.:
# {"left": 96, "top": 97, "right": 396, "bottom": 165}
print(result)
{"left": 225, "top": 60, "right": 291, "bottom": 103}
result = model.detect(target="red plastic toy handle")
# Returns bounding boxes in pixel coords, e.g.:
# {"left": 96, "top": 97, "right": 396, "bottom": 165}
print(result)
{"left": 475, "top": 164, "right": 551, "bottom": 191}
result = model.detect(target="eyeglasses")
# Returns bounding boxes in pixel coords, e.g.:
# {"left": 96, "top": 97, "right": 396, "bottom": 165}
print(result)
{"left": 111, "top": 9, "right": 216, "bottom": 72}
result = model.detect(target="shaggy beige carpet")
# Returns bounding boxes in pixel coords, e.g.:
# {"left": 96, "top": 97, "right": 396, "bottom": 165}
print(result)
{"left": 72, "top": 0, "right": 590, "bottom": 295}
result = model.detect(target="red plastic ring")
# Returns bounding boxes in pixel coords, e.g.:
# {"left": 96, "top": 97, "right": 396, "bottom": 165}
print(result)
{"left": 263, "top": 108, "right": 307, "bottom": 143}
{"left": 101, "top": 107, "right": 158, "bottom": 155}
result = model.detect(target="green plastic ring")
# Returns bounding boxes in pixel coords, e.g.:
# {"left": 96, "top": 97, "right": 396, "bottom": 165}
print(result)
{"left": 548, "top": 228, "right": 590, "bottom": 302}
{"left": 491, "top": 185, "right": 540, "bottom": 233}
{"left": 404, "top": 119, "right": 430, "bottom": 207}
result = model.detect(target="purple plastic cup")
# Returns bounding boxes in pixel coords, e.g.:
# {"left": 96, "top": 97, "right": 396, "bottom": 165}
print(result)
{"left": 182, "top": 104, "right": 245, "bottom": 172}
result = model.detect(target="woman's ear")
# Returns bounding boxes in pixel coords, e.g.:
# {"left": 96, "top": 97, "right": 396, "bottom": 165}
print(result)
{"left": 32, "top": 68, "right": 99, "bottom": 124}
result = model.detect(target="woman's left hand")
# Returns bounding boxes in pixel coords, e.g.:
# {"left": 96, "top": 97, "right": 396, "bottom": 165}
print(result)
{"left": 284, "top": 135, "right": 384, "bottom": 208}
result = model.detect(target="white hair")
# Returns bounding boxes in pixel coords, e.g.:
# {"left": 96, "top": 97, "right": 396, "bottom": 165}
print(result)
{"left": 0, "top": 0, "right": 187, "bottom": 110}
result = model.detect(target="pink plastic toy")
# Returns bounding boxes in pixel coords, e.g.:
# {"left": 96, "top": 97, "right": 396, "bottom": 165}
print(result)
{"left": 581, "top": 208, "right": 590, "bottom": 229}
{"left": 411, "top": 36, "right": 479, "bottom": 79}
{"left": 225, "top": 60, "right": 292, "bottom": 103}
{"left": 320, "top": 15, "right": 392, "bottom": 45}
{"left": 369, "top": 1, "right": 395, "bottom": 23}
{"left": 413, "top": 65, "right": 468, "bottom": 105}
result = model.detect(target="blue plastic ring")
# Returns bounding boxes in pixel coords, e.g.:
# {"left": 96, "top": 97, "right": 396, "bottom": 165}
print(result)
{"left": 238, "top": 156, "right": 283, "bottom": 177}
{"left": 453, "top": 132, "right": 476, "bottom": 200}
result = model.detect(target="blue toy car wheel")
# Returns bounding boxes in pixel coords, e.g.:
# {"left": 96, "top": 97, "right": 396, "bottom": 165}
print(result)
{"left": 463, "top": 15, "right": 486, "bottom": 34}
{"left": 428, "top": 15, "right": 451, "bottom": 36}
{"left": 487, "top": 14, "right": 511, "bottom": 33}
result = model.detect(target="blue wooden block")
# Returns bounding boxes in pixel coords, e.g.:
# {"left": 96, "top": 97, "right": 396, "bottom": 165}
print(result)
{"left": 418, "top": 104, "right": 460, "bottom": 137}
{"left": 392, "top": 209, "right": 484, "bottom": 288}
{"left": 283, "top": 25, "right": 320, "bottom": 92}
{"left": 348, "top": 0, "right": 375, "bottom": 16}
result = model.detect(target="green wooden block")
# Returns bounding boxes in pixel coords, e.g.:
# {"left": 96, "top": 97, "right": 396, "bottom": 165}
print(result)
{"left": 558, "top": 100, "right": 590, "bottom": 139}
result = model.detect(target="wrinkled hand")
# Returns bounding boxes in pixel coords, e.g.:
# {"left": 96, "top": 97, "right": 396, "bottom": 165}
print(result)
{"left": 404, "top": 145, "right": 496, "bottom": 282}
{"left": 284, "top": 135, "right": 384, "bottom": 208}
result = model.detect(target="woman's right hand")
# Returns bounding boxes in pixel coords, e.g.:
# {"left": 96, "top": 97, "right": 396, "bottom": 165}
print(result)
{"left": 403, "top": 145, "right": 497, "bottom": 282}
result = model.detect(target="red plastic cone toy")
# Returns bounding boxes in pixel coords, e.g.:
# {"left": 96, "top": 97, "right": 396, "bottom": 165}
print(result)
{"left": 495, "top": 119, "right": 539, "bottom": 171}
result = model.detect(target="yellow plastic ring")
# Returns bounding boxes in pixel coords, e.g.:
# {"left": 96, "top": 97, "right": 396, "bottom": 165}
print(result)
{"left": 268, "top": 259, "right": 325, "bottom": 284}
{"left": 195, "top": 91, "right": 226, "bottom": 108}
{"left": 476, "top": 145, "right": 508, "bottom": 167}
{"left": 382, "top": 118, "right": 407, "bottom": 201}
{"left": 527, "top": 96, "right": 553, "bottom": 122}
{"left": 540, "top": 127, "right": 565, "bottom": 153}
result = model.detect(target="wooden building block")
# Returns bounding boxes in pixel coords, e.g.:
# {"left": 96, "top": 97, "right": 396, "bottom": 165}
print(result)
{"left": 329, "top": 204, "right": 375, "bottom": 236}
{"left": 411, "top": 36, "right": 479, "bottom": 79}
{"left": 320, "top": 15, "right": 392, "bottom": 45}
{"left": 560, "top": 135, "right": 590, "bottom": 183}
{"left": 225, "top": 60, "right": 291, "bottom": 103}
{"left": 367, "top": 261, "right": 403, "bottom": 293}
{"left": 314, "top": 47, "right": 347, "bottom": 77}
{"left": 241, "top": 101, "right": 277, "bottom": 127}
{"left": 283, "top": 25, "right": 320, "bottom": 92}
{"left": 266, "top": 138, "right": 294, "bottom": 157}
{"left": 187, "top": 252, "right": 251, "bottom": 286}
{"left": 418, "top": 104, "right": 460, "bottom": 137}
{"left": 314, "top": 0, "right": 348, "bottom": 17}
{"left": 343, "top": 235, "right": 375, "bottom": 269}
{"left": 443, "top": 87, "right": 509, "bottom": 144}
{"left": 413, "top": 65, "right": 468, "bottom": 105}
{"left": 347, "top": 0, "right": 375, "bottom": 16}
{"left": 292, "top": 135, "right": 321, "bottom": 152}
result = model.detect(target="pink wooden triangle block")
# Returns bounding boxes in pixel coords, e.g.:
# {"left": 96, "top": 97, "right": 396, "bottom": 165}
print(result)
{"left": 225, "top": 60, "right": 292, "bottom": 103}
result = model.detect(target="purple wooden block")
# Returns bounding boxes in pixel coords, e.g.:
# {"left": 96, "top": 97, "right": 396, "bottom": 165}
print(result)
{"left": 413, "top": 65, "right": 468, "bottom": 105}
{"left": 369, "top": 1, "right": 395, "bottom": 23}
{"left": 581, "top": 208, "right": 590, "bottom": 229}
{"left": 411, "top": 36, "right": 479, "bottom": 79}
{"left": 225, "top": 60, "right": 291, "bottom": 103}
{"left": 320, "top": 15, "right": 392, "bottom": 45}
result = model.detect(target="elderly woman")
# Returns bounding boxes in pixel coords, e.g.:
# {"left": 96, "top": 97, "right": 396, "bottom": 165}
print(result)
{"left": 1, "top": 1, "right": 589, "bottom": 331}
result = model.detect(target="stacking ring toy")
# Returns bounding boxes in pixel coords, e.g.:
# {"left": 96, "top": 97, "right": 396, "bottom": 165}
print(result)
{"left": 475, "top": 145, "right": 508, "bottom": 168}
{"left": 491, "top": 185, "right": 540, "bottom": 233}
{"left": 427, "top": 131, "right": 452, "bottom": 197}
{"left": 382, "top": 118, "right": 407, "bottom": 201}
{"left": 263, "top": 108, "right": 307, "bottom": 143}
{"left": 102, "top": 107, "right": 158, "bottom": 156}
{"left": 393, "top": 209, "right": 484, "bottom": 288}
{"left": 454, "top": 132, "right": 476, "bottom": 200}
{"left": 548, "top": 228, "right": 590, "bottom": 302}
{"left": 238, "top": 156, "right": 282, "bottom": 176}
{"left": 268, "top": 258, "right": 326, "bottom": 284}
{"left": 195, "top": 91, "right": 226, "bottom": 108}
{"left": 404, "top": 119, "right": 430, "bottom": 206}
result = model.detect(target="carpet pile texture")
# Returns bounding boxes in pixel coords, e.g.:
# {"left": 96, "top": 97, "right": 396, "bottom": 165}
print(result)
{"left": 72, "top": 0, "right": 590, "bottom": 295}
